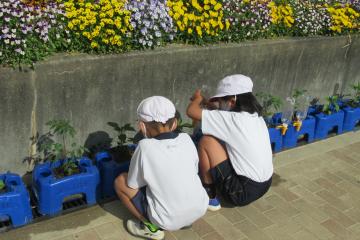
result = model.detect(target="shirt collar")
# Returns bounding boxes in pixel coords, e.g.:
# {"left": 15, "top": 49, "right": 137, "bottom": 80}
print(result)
{"left": 153, "top": 132, "right": 179, "bottom": 140}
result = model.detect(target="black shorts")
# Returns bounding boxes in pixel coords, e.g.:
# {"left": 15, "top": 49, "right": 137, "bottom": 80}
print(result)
{"left": 131, "top": 187, "right": 149, "bottom": 220}
{"left": 210, "top": 160, "right": 272, "bottom": 206}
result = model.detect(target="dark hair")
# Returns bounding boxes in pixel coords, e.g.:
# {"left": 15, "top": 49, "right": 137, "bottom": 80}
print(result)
{"left": 145, "top": 117, "right": 177, "bottom": 131}
{"left": 223, "top": 92, "right": 263, "bottom": 116}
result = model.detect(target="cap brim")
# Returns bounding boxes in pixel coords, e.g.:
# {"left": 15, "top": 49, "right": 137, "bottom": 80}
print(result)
{"left": 209, "top": 93, "right": 227, "bottom": 101}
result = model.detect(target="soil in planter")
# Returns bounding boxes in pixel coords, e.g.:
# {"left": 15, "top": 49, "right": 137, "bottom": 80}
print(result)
{"left": 0, "top": 187, "right": 7, "bottom": 195}
{"left": 109, "top": 146, "right": 135, "bottom": 164}
{"left": 53, "top": 164, "right": 80, "bottom": 179}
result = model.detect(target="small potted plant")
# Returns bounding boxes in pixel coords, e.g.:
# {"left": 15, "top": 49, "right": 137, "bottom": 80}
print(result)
{"left": 256, "top": 92, "right": 283, "bottom": 152}
{"left": 95, "top": 122, "right": 136, "bottom": 200}
{"left": 29, "top": 120, "right": 99, "bottom": 216}
{"left": 307, "top": 97, "right": 322, "bottom": 116}
{"left": 0, "top": 173, "right": 33, "bottom": 227}
{"left": 314, "top": 95, "right": 345, "bottom": 140}
{"left": 282, "top": 89, "right": 316, "bottom": 148}
{"left": 342, "top": 82, "right": 360, "bottom": 132}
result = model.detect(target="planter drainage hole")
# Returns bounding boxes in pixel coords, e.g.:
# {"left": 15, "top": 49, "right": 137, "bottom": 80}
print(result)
{"left": 62, "top": 194, "right": 87, "bottom": 211}
{"left": 327, "top": 126, "right": 338, "bottom": 137}
{"left": 297, "top": 134, "right": 309, "bottom": 146}
{"left": 355, "top": 120, "right": 360, "bottom": 130}
{"left": 0, "top": 215, "right": 11, "bottom": 233}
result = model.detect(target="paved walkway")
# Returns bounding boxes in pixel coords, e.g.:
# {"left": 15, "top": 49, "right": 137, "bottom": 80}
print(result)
{"left": 2, "top": 131, "right": 360, "bottom": 240}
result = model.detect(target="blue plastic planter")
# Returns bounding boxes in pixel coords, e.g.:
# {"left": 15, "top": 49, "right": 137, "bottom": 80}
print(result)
{"left": 342, "top": 106, "right": 360, "bottom": 132}
{"left": 95, "top": 144, "right": 137, "bottom": 199}
{"left": 308, "top": 105, "right": 322, "bottom": 116}
{"left": 314, "top": 110, "right": 345, "bottom": 140}
{"left": 0, "top": 173, "right": 32, "bottom": 227}
{"left": 282, "top": 116, "right": 316, "bottom": 149}
{"left": 32, "top": 157, "right": 99, "bottom": 216}
{"left": 268, "top": 128, "right": 282, "bottom": 152}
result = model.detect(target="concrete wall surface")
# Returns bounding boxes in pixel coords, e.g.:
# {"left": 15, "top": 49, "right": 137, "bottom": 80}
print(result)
{"left": 0, "top": 35, "right": 359, "bottom": 174}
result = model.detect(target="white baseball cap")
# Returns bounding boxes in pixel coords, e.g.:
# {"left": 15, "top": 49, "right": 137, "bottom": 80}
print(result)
{"left": 210, "top": 74, "right": 253, "bottom": 100}
{"left": 137, "top": 96, "right": 176, "bottom": 123}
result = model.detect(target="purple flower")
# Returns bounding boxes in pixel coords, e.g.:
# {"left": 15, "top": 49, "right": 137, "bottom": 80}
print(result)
{"left": 126, "top": 0, "right": 175, "bottom": 48}
{"left": 141, "top": 28, "right": 148, "bottom": 36}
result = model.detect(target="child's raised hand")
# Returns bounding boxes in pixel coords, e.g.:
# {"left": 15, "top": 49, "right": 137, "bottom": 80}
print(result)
{"left": 190, "top": 89, "right": 203, "bottom": 102}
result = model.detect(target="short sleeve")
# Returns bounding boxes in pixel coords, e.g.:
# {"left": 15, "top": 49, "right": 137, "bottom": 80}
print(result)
{"left": 201, "top": 110, "right": 232, "bottom": 142}
{"left": 127, "top": 146, "right": 147, "bottom": 189}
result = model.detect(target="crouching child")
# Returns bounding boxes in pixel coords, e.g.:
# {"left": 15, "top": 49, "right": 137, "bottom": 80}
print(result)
{"left": 114, "top": 96, "right": 209, "bottom": 240}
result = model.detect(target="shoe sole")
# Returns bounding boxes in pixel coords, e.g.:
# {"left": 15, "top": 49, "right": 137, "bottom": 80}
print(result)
{"left": 127, "top": 220, "right": 165, "bottom": 240}
{"left": 208, "top": 205, "right": 221, "bottom": 211}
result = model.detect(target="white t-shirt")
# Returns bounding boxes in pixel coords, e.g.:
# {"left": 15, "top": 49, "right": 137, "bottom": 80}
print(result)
{"left": 202, "top": 110, "right": 273, "bottom": 182}
{"left": 127, "top": 132, "right": 209, "bottom": 231}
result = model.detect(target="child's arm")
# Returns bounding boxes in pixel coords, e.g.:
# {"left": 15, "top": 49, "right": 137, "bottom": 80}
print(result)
{"left": 187, "top": 89, "right": 204, "bottom": 121}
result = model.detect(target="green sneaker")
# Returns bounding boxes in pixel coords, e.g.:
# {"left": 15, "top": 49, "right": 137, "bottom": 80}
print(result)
{"left": 126, "top": 219, "right": 165, "bottom": 240}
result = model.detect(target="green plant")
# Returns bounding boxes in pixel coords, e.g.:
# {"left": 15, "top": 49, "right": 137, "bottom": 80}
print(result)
{"left": 347, "top": 82, "right": 360, "bottom": 107}
{"left": 23, "top": 119, "right": 87, "bottom": 176}
{"left": 292, "top": 89, "right": 307, "bottom": 101}
{"left": 322, "top": 95, "right": 340, "bottom": 115}
{"left": 107, "top": 122, "right": 136, "bottom": 147}
{"left": 256, "top": 92, "right": 283, "bottom": 118}
{"left": 107, "top": 122, "right": 136, "bottom": 163}
{"left": 175, "top": 111, "right": 193, "bottom": 133}
{"left": 0, "top": 180, "right": 5, "bottom": 191}
{"left": 310, "top": 97, "right": 320, "bottom": 106}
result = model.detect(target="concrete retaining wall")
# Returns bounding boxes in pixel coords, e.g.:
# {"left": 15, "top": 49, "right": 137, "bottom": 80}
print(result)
{"left": 1, "top": 35, "right": 359, "bottom": 174}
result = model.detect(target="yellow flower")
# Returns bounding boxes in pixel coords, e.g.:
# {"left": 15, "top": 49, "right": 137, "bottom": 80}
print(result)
{"left": 91, "top": 41, "right": 99, "bottom": 48}
{"left": 188, "top": 28, "right": 193, "bottom": 34}
{"left": 214, "top": 3, "right": 221, "bottom": 11}
{"left": 209, "top": 11, "right": 218, "bottom": 17}
{"left": 68, "top": 22, "right": 74, "bottom": 29}
{"left": 225, "top": 20, "right": 230, "bottom": 30}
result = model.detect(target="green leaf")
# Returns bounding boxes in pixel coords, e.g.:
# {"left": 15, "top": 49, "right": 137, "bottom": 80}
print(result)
{"left": 0, "top": 180, "right": 5, "bottom": 190}
{"left": 107, "top": 122, "right": 121, "bottom": 132}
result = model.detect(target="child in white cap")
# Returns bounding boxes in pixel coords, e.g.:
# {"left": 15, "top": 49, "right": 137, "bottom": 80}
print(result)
{"left": 187, "top": 74, "right": 273, "bottom": 211}
{"left": 114, "top": 96, "right": 208, "bottom": 240}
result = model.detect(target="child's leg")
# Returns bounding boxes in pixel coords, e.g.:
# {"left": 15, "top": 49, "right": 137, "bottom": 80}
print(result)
{"left": 198, "top": 135, "right": 228, "bottom": 198}
{"left": 114, "top": 173, "right": 146, "bottom": 222}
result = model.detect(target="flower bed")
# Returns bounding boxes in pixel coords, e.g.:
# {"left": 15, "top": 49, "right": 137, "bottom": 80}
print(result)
{"left": 0, "top": 0, "right": 359, "bottom": 67}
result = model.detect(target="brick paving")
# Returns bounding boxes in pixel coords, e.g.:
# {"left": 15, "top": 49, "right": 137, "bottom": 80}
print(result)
{"left": 1, "top": 131, "right": 360, "bottom": 240}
